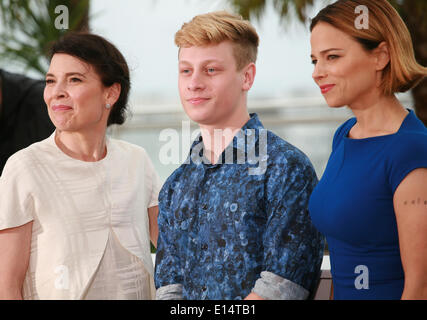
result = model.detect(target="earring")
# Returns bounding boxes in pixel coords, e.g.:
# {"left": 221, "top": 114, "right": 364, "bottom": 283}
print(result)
{"left": 106, "top": 103, "right": 111, "bottom": 109}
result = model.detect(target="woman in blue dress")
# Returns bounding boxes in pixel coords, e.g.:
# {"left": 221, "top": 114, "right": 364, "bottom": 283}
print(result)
{"left": 308, "top": 0, "right": 427, "bottom": 299}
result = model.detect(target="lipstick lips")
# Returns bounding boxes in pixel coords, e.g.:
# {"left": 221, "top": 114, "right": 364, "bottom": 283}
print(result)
{"left": 319, "top": 84, "right": 335, "bottom": 94}
{"left": 52, "top": 105, "right": 72, "bottom": 111}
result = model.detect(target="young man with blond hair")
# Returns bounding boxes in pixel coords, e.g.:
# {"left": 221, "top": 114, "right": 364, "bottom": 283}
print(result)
{"left": 154, "top": 11, "right": 324, "bottom": 300}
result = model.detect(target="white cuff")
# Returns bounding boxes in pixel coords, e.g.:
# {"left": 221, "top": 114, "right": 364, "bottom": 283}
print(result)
{"left": 253, "top": 271, "right": 309, "bottom": 300}
{"left": 156, "top": 284, "right": 184, "bottom": 300}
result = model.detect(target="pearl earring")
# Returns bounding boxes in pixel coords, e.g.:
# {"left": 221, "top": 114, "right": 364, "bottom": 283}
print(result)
{"left": 106, "top": 103, "right": 111, "bottom": 109}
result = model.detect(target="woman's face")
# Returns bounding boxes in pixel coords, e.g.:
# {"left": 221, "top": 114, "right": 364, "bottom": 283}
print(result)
{"left": 44, "top": 53, "right": 111, "bottom": 132}
{"left": 310, "top": 22, "right": 380, "bottom": 109}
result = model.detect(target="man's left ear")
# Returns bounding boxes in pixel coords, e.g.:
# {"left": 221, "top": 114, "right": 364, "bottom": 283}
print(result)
{"left": 374, "top": 42, "right": 390, "bottom": 71}
{"left": 242, "top": 62, "right": 256, "bottom": 91}
{"left": 105, "top": 83, "right": 121, "bottom": 107}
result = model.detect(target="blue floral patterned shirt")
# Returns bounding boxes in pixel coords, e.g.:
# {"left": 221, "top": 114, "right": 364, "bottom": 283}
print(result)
{"left": 155, "top": 113, "right": 325, "bottom": 300}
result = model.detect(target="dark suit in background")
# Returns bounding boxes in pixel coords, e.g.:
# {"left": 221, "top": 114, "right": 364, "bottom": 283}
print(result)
{"left": 0, "top": 69, "right": 55, "bottom": 175}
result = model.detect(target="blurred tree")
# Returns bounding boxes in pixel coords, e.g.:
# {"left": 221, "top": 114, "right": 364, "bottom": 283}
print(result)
{"left": 391, "top": 0, "right": 427, "bottom": 126}
{"left": 230, "top": 0, "right": 427, "bottom": 125}
{"left": 0, "top": 0, "right": 90, "bottom": 75}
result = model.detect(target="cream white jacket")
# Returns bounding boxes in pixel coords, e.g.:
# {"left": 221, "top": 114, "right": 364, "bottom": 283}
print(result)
{"left": 0, "top": 133, "right": 160, "bottom": 299}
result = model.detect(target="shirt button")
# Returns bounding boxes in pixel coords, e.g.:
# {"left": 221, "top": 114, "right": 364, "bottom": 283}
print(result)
{"left": 202, "top": 285, "right": 207, "bottom": 291}
{"left": 201, "top": 243, "right": 208, "bottom": 250}
{"left": 202, "top": 203, "right": 208, "bottom": 210}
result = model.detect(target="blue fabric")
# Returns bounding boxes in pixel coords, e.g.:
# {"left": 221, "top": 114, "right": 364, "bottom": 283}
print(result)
{"left": 155, "top": 113, "right": 325, "bottom": 300}
{"left": 309, "top": 109, "right": 427, "bottom": 300}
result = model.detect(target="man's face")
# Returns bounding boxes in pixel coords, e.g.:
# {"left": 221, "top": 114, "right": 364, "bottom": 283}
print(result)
{"left": 178, "top": 41, "right": 252, "bottom": 127}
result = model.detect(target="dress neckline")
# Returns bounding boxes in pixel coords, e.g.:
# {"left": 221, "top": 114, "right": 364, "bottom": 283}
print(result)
{"left": 344, "top": 109, "right": 412, "bottom": 142}
{"left": 49, "top": 130, "right": 112, "bottom": 164}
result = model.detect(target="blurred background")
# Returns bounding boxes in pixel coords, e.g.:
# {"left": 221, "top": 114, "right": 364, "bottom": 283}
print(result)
{"left": 0, "top": 0, "right": 425, "bottom": 183}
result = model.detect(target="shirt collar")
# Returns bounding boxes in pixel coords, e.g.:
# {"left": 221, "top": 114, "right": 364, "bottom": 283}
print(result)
{"left": 187, "top": 113, "right": 265, "bottom": 166}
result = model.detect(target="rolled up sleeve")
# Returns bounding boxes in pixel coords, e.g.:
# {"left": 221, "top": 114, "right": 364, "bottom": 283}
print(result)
{"left": 253, "top": 271, "right": 309, "bottom": 300}
{"left": 258, "top": 150, "right": 325, "bottom": 299}
{"left": 156, "top": 284, "right": 184, "bottom": 300}
{"left": 154, "top": 184, "right": 184, "bottom": 299}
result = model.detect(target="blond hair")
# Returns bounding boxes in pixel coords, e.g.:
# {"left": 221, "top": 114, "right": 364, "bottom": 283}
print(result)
{"left": 175, "top": 11, "right": 259, "bottom": 70}
{"left": 310, "top": 0, "right": 427, "bottom": 96}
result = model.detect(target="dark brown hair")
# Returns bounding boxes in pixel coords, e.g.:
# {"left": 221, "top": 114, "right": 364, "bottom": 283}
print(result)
{"left": 49, "top": 32, "right": 130, "bottom": 126}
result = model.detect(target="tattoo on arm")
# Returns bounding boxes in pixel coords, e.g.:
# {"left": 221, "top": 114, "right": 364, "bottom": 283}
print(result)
{"left": 403, "top": 198, "right": 427, "bottom": 206}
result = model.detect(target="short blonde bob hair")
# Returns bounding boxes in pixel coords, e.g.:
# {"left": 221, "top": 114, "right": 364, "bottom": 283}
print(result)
{"left": 175, "top": 11, "right": 259, "bottom": 71}
{"left": 310, "top": 0, "right": 427, "bottom": 96}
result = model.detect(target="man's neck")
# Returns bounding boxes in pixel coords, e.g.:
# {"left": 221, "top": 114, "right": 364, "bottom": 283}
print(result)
{"left": 199, "top": 112, "right": 250, "bottom": 164}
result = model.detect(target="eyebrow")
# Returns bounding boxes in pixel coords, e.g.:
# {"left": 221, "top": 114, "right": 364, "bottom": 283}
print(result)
{"left": 310, "top": 48, "right": 344, "bottom": 58}
{"left": 45, "top": 72, "right": 87, "bottom": 78}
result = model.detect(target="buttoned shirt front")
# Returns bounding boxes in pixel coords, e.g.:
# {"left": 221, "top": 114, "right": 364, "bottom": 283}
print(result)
{"left": 155, "top": 113, "right": 325, "bottom": 300}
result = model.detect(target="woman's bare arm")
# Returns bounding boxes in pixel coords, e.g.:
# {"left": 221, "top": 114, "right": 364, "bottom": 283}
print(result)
{"left": 0, "top": 221, "right": 33, "bottom": 300}
{"left": 148, "top": 206, "right": 159, "bottom": 249}
{"left": 394, "top": 168, "right": 427, "bottom": 299}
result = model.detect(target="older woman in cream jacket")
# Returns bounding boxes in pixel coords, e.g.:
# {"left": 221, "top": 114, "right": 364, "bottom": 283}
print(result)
{"left": 0, "top": 33, "right": 160, "bottom": 300}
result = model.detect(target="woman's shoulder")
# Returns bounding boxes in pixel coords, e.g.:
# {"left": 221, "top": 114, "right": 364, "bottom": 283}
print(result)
{"left": 0, "top": 138, "right": 53, "bottom": 188}
{"left": 395, "top": 110, "right": 427, "bottom": 144}
{"left": 387, "top": 120, "right": 427, "bottom": 192}
{"left": 332, "top": 117, "right": 357, "bottom": 149}
{"left": 336, "top": 117, "right": 356, "bottom": 136}
{"left": 385, "top": 117, "right": 427, "bottom": 178}
{"left": 398, "top": 110, "right": 427, "bottom": 137}
{"left": 391, "top": 129, "right": 427, "bottom": 157}
{"left": 109, "top": 138, "right": 147, "bottom": 154}
{"left": 108, "top": 138, "right": 154, "bottom": 164}
{"left": 3, "top": 136, "right": 53, "bottom": 170}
